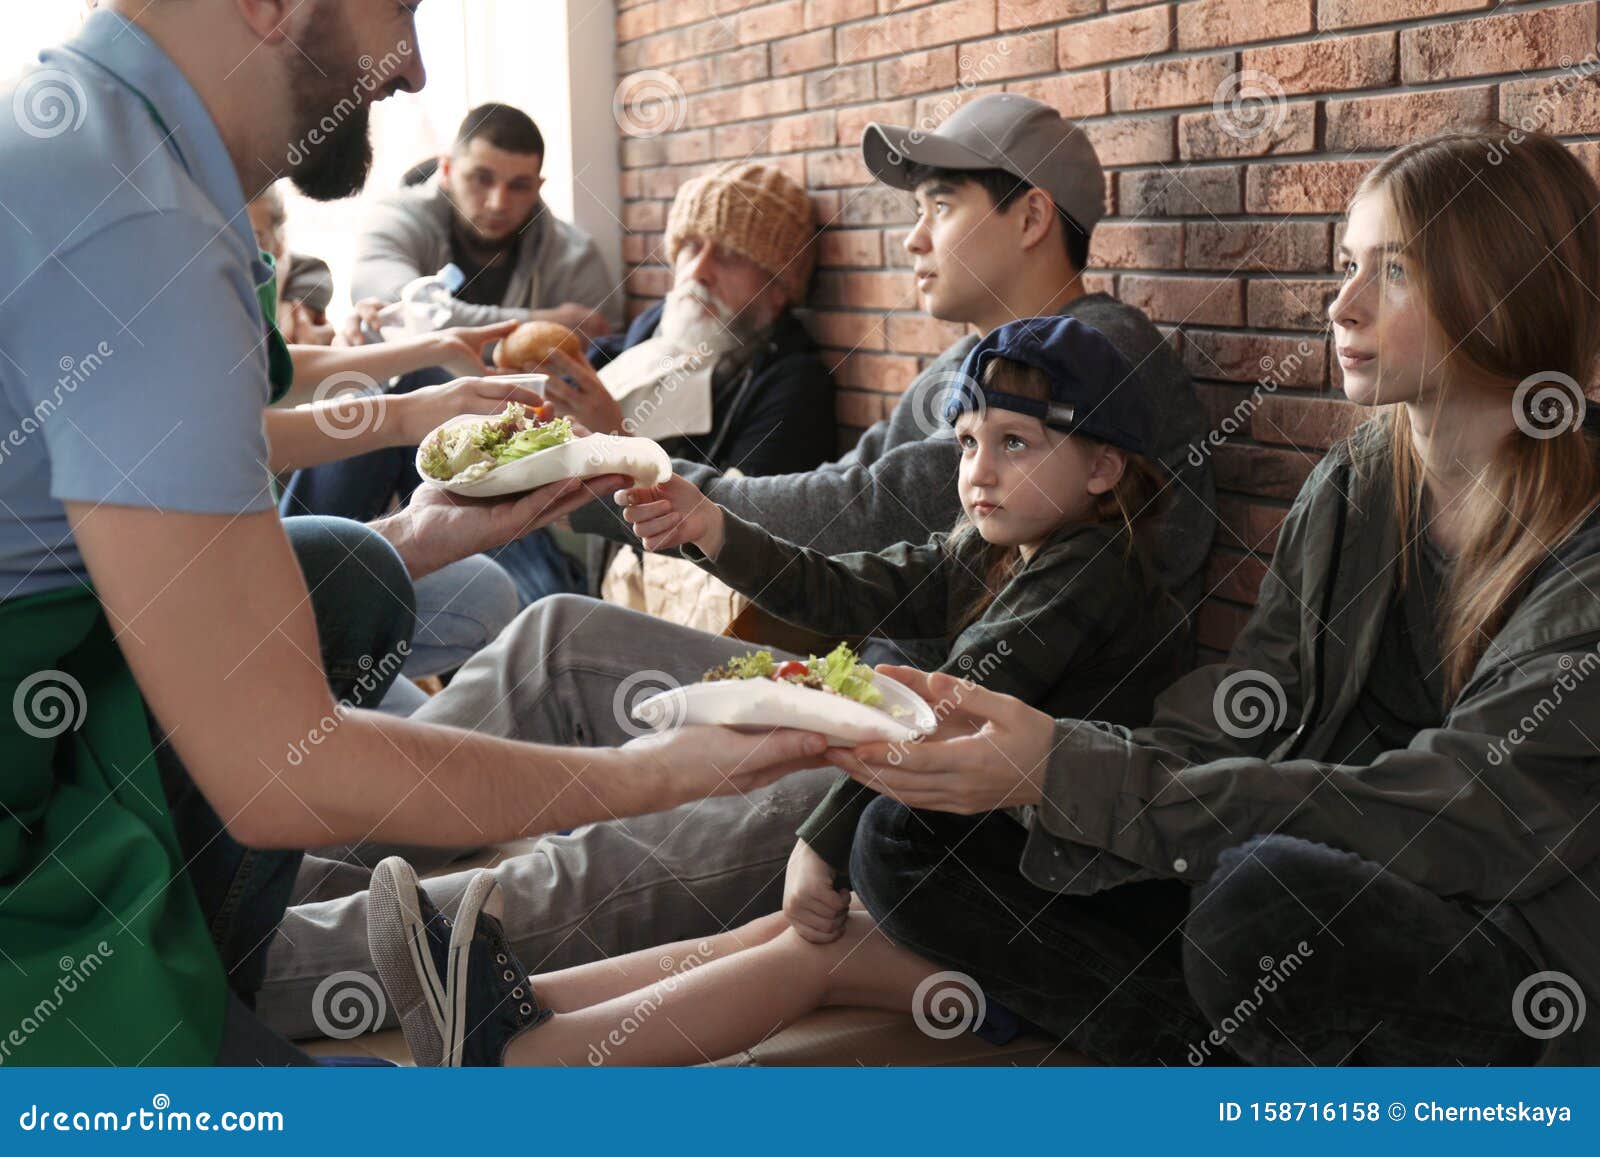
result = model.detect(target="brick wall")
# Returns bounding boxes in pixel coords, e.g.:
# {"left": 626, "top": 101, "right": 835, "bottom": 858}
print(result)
{"left": 612, "top": 0, "right": 1600, "bottom": 658}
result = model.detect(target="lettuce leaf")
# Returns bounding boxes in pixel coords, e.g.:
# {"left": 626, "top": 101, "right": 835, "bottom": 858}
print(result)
{"left": 809, "top": 643, "right": 882, "bottom": 708}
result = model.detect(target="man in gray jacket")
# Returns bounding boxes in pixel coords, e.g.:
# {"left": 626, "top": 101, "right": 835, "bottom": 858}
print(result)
{"left": 352, "top": 102, "right": 618, "bottom": 337}
{"left": 258, "top": 94, "right": 1219, "bottom": 1041}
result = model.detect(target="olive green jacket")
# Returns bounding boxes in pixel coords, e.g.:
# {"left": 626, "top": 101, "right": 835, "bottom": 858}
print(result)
{"left": 1023, "top": 419, "right": 1600, "bottom": 1063}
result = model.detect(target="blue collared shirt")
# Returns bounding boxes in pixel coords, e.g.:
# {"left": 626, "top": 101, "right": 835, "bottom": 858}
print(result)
{"left": 0, "top": 9, "right": 276, "bottom": 600}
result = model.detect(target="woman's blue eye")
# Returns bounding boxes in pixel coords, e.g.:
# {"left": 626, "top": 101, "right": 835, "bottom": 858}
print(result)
{"left": 1385, "top": 261, "right": 1406, "bottom": 283}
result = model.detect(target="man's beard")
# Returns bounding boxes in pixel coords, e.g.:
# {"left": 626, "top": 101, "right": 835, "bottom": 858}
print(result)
{"left": 285, "top": 5, "right": 378, "bottom": 201}
{"left": 658, "top": 282, "right": 771, "bottom": 355}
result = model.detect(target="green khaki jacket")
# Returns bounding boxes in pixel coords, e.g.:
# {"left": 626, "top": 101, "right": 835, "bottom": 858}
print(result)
{"left": 1023, "top": 420, "right": 1600, "bottom": 1063}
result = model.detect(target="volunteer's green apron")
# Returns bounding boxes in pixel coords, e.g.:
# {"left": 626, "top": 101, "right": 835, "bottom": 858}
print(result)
{"left": 0, "top": 70, "right": 295, "bottom": 1064}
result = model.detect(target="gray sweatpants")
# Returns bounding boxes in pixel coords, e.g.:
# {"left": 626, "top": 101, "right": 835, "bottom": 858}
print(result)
{"left": 256, "top": 594, "right": 835, "bottom": 1040}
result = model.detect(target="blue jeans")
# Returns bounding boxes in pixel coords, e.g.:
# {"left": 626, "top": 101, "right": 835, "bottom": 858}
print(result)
{"left": 155, "top": 516, "right": 416, "bottom": 1008}
{"left": 851, "top": 801, "right": 1543, "bottom": 1066}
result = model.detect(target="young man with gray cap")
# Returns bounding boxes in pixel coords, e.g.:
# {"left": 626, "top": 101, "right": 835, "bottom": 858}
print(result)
{"left": 258, "top": 93, "right": 1217, "bottom": 1045}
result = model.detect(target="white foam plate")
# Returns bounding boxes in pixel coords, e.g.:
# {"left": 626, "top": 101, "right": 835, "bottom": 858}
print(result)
{"left": 633, "top": 675, "right": 938, "bottom": 747}
{"left": 417, "top": 415, "right": 672, "bottom": 498}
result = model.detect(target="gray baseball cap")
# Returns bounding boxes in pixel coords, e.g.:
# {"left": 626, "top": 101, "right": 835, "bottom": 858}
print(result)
{"left": 861, "top": 93, "right": 1105, "bottom": 233}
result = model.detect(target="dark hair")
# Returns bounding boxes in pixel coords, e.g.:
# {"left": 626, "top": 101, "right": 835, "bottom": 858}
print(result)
{"left": 904, "top": 163, "right": 1091, "bottom": 271}
{"left": 455, "top": 103, "right": 544, "bottom": 157}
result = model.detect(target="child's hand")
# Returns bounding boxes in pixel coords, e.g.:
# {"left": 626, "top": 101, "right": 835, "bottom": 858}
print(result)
{"left": 616, "top": 475, "right": 726, "bottom": 556}
{"left": 783, "top": 839, "right": 851, "bottom": 944}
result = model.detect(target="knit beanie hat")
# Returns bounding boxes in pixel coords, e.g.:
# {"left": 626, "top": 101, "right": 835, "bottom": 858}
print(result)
{"left": 664, "top": 162, "right": 817, "bottom": 302}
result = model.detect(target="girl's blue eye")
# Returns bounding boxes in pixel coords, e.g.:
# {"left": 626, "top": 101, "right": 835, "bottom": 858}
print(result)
{"left": 1005, "top": 435, "right": 1027, "bottom": 451}
{"left": 957, "top": 434, "right": 976, "bottom": 450}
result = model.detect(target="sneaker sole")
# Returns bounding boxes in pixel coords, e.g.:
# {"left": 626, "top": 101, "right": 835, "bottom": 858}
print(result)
{"left": 367, "top": 857, "right": 448, "bottom": 1067}
{"left": 443, "top": 871, "right": 501, "bottom": 1067}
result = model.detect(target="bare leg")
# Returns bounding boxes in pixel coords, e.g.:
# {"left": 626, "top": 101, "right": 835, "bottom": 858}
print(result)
{"left": 503, "top": 908, "right": 943, "bottom": 1066}
{"left": 531, "top": 911, "right": 789, "bottom": 1011}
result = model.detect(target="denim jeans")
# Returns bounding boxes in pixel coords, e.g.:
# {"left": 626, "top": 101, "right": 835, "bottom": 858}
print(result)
{"left": 155, "top": 516, "right": 416, "bottom": 1011}
{"left": 851, "top": 800, "right": 1544, "bottom": 1066}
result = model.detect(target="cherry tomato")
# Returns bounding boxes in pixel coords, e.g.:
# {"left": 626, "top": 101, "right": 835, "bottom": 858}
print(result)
{"left": 773, "top": 660, "right": 809, "bottom": 681}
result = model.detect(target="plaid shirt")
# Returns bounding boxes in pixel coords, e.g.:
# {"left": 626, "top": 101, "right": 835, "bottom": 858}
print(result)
{"left": 690, "top": 509, "right": 1189, "bottom": 875}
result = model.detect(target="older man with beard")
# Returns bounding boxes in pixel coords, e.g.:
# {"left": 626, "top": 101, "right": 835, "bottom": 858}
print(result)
{"left": 486, "top": 161, "right": 836, "bottom": 607}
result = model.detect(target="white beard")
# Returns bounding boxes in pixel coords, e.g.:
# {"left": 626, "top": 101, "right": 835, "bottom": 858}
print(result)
{"left": 657, "top": 285, "right": 754, "bottom": 356}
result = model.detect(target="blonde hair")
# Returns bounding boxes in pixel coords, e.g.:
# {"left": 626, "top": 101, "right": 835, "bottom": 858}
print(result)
{"left": 1353, "top": 128, "right": 1600, "bottom": 701}
{"left": 951, "top": 356, "right": 1170, "bottom": 630}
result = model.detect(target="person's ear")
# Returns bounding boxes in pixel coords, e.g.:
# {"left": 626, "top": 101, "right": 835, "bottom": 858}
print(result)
{"left": 1014, "top": 188, "right": 1058, "bottom": 255}
{"left": 233, "top": 0, "right": 298, "bottom": 43}
{"left": 439, "top": 154, "right": 455, "bottom": 182}
{"left": 1084, "top": 444, "right": 1127, "bottom": 496}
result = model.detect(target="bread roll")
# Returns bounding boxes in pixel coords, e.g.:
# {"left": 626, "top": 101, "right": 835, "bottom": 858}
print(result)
{"left": 494, "top": 321, "right": 586, "bottom": 370}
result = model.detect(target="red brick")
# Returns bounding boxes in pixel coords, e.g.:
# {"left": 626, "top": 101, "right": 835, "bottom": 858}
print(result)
{"left": 1060, "top": 6, "right": 1173, "bottom": 71}
{"left": 768, "top": 111, "right": 837, "bottom": 152}
{"left": 663, "top": 131, "right": 714, "bottom": 165}
{"left": 1206, "top": 548, "right": 1268, "bottom": 605}
{"left": 716, "top": 46, "right": 771, "bottom": 87}
{"left": 1081, "top": 116, "right": 1176, "bottom": 166}
{"left": 812, "top": 270, "right": 918, "bottom": 309}
{"left": 1325, "top": 86, "right": 1495, "bottom": 151}
{"left": 1211, "top": 442, "right": 1318, "bottom": 500}
{"left": 913, "top": 85, "right": 1006, "bottom": 128}
{"left": 1215, "top": 491, "right": 1288, "bottom": 554}
{"left": 1403, "top": 5, "right": 1596, "bottom": 83}
{"left": 617, "top": 3, "right": 664, "bottom": 42}
{"left": 877, "top": 47, "right": 958, "bottom": 96}
{"left": 806, "top": 148, "right": 873, "bottom": 187}
{"left": 1242, "top": 31, "right": 1395, "bottom": 96}
{"left": 1247, "top": 279, "right": 1341, "bottom": 331}
{"left": 1502, "top": 75, "right": 1600, "bottom": 137}
{"left": 838, "top": 100, "right": 915, "bottom": 147}
{"left": 1197, "top": 598, "right": 1254, "bottom": 651}
{"left": 1007, "top": 72, "right": 1109, "bottom": 119}
{"left": 838, "top": 0, "right": 997, "bottom": 64}
{"left": 833, "top": 351, "right": 923, "bottom": 392}
{"left": 1252, "top": 394, "right": 1361, "bottom": 450}
{"left": 804, "top": 0, "right": 876, "bottom": 28}
{"left": 817, "top": 229, "right": 884, "bottom": 267}
{"left": 999, "top": 0, "right": 1100, "bottom": 30}
{"left": 1318, "top": 0, "right": 1488, "bottom": 32}
{"left": 1178, "top": 101, "right": 1315, "bottom": 160}
{"left": 1183, "top": 331, "right": 1327, "bottom": 387}
{"left": 625, "top": 265, "right": 673, "bottom": 297}
{"left": 1185, "top": 221, "right": 1330, "bottom": 272}
{"left": 1082, "top": 271, "right": 1118, "bottom": 297}
{"left": 805, "top": 63, "right": 876, "bottom": 108}
{"left": 836, "top": 185, "right": 917, "bottom": 227}
{"left": 691, "top": 78, "right": 805, "bottom": 127}
{"left": 620, "top": 135, "right": 666, "bottom": 169}
{"left": 737, "top": 0, "right": 805, "bottom": 45}
{"left": 1118, "top": 165, "right": 1242, "bottom": 217}
{"left": 1177, "top": 0, "right": 1311, "bottom": 50}
{"left": 1245, "top": 160, "right": 1374, "bottom": 214}
{"left": 887, "top": 314, "right": 973, "bottom": 354}
{"left": 836, "top": 389, "right": 893, "bottom": 428}
{"left": 774, "top": 29, "right": 835, "bottom": 75}
{"left": 1110, "top": 54, "right": 1236, "bottom": 113}
{"left": 1119, "top": 274, "right": 1244, "bottom": 325}
{"left": 1089, "top": 221, "right": 1184, "bottom": 269}
{"left": 960, "top": 31, "right": 1057, "bottom": 84}
{"left": 622, "top": 200, "right": 668, "bottom": 231}
{"left": 807, "top": 310, "right": 888, "bottom": 350}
